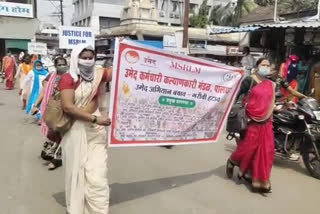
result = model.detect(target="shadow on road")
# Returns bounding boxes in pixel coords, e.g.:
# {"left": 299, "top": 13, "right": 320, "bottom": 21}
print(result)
{"left": 274, "top": 158, "right": 309, "bottom": 176}
{"left": 52, "top": 170, "right": 214, "bottom": 207}
{"left": 110, "top": 170, "right": 214, "bottom": 205}
{"left": 211, "top": 165, "right": 229, "bottom": 181}
{"left": 52, "top": 192, "right": 66, "bottom": 207}
{"left": 224, "top": 143, "right": 236, "bottom": 154}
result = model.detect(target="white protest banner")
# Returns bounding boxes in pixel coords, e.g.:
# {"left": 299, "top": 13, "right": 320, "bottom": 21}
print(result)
{"left": 28, "top": 42, "right": 47, "bottom": 55}
{"left": 59, "top": 26, "right": 95, "bottom": 49}
{"left": 109, "top": 39, "right": 243, "bottom": 147}
{"left": 0, "top": 2, "right": 33, "bottom": 18}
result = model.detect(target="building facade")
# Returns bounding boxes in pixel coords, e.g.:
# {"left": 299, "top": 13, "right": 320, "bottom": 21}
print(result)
{"left": 72, "top": 0, "right": 235, "bottom": 34}
{"left": 72, "top": 0, "right": 125, "bottom": 34}
{"left": 156, "top": 0, "right": 235, "bottom": 26}
{"left": 0, "top": 0, "right": 39, "bottom": 57}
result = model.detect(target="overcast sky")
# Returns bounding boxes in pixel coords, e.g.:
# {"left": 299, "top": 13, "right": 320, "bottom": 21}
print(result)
{"left": 37, "top": 0, "right": 74, "bottom": 26}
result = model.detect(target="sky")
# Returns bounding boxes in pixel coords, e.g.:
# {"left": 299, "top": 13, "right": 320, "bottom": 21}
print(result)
{"left": 37, "top": 0, "right": 74, "bottom": 26}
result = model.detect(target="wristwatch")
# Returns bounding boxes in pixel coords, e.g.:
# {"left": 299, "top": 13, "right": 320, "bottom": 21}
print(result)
{"left": 92, "top": 115, "right": 98, "bottom": 124}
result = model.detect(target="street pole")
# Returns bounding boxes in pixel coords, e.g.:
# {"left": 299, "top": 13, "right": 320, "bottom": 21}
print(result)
{"left": 318, "top": 0, "right": 320, "bottom": 20}
{"left": 60, "top": 0, "right": 64, "bottom": 25}
{"left": 182, "top": 0, "right": 190, "bottom": 48}
{"left": 273, "top": 0, "right": 278, "bottom": 23}
{"left": 33, "top": 0, "right": 38, "bottom": 18}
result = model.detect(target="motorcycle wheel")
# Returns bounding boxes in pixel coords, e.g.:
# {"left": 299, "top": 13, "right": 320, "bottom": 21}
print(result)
{"left": 302, "top": 143, "right": 320, "bottom": 180}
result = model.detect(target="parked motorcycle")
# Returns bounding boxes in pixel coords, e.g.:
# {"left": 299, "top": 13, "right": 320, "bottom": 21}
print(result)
{"left": 274, "top": 97, "right": 320, "bottom": 179}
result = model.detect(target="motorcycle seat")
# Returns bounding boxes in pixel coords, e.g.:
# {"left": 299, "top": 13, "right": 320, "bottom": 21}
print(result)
{"left": 278, "top": 127, "right": 293, "bottom": 135}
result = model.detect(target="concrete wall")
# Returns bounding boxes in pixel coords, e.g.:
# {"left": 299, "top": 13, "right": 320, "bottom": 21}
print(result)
{"left": 72, "top": 0, "right": 235, "bottom": 33}
{"left": 100, "top": 17, "right": 121, "bottom": 29}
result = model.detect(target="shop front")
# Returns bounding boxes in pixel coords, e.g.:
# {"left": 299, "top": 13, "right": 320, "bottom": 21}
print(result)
{"left": 0, "top": 1, "right": 39, "bottom": 57}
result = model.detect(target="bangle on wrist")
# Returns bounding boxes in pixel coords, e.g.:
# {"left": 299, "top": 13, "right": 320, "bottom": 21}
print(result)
{"left": 92, "top": 115, "right": 98, "bottom": 124}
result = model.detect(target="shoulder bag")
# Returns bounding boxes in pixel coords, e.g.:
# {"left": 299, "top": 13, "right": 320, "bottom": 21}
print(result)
{"left": 43, "top": 68, "right": 105, "bottom": 135}
{"left": 43, "top": 78, "right": 73, "bottom": 135}
{"left": 226, "top": 78, "right": 254, "bottom": 135}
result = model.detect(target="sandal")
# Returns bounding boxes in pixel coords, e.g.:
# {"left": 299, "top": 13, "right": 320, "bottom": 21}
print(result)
{"left": 242, "top": 174, "right": 253, "bottom": 183}
{"left": 226, "top": 158, "right": 236, "bottom": 179}
{"left": 261, "top": 185, "right": 272, "bottom": 193}
{"left": 251, "top": 183, "right": 272, "bottom": 194}
{"left": 48, "top": 159, "right": 62, "bottom": 171}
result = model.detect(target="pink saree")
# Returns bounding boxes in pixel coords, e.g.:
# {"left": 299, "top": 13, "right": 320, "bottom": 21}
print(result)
{"left": 40, "top": 72, "right": 58, "bottom": 139}
{"left": 231, "top": 79, "right": 275, "bottom": 183}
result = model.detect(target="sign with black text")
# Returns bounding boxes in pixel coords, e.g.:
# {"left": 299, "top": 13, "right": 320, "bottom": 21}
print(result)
{"left": 59, "top": 26, "right": 95, "bottom": 49}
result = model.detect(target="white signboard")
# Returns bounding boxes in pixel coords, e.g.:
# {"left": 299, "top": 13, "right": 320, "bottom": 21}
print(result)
{"left": 28, "top": 42, "right": 47, "bottom": 55}
{"left": 163, "top": 32, "right": 188, "bottom": 55}
{"left": 59, "top": 26, "right": 95, "bottom": 49}
{"left": 163, "top": 35, "right": 177, "bottom": 47}
{"left": 0, "top": 2, "right": 33, "bottom": 18}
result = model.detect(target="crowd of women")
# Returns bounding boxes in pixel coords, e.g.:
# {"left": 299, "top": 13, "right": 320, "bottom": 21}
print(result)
{"left": 2, "top": 41, "right": 320, "bottom": 212}
{"left": 1, "top": 44, "right": 112, "bottom": 214}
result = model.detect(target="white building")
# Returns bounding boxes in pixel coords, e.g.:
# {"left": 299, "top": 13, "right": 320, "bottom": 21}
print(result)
{"left": 72, "top": 0, "right": 235, "bottom": 34}
{"left": 156, "top": 0, "right": 236, "bottom": 26}
{"left": 72, "top": 0, "right": 125, "bottom": 34}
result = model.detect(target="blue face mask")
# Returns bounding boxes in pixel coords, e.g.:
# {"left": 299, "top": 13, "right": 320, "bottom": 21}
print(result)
{"left": 257, "top": 66, "right": 271, "bottom": 77}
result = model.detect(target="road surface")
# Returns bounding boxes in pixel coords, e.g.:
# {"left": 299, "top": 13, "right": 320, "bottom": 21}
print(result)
{"left": 0, "top": 86, "right": 319, "bottom": 214}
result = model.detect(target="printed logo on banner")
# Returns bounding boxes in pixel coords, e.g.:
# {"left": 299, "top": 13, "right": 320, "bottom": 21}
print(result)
{"left": 223, "top": 72, "right": 238, "bottom": 82}
{"left": 125, "top": 50, "right": 140, "bottom": 64}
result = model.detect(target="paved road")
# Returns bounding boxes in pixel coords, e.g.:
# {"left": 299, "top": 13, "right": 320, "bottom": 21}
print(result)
{"left": 0, "top": 85, "right": 320, "bottom": 214}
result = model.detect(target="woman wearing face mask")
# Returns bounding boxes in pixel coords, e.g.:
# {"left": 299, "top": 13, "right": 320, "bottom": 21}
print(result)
{"left": 59, "top": 44, "right": 112, "bottom": 214}
{"left": 226, "top": 58, "right": 275, "bottom": 194}
{"left": 15, "top": 55, "right": 32, "bottom": 109}
{"left": 280, "top": 55, "right": 300, "bottom": 103}
{"left": 24, "top": 60, "right": 49, "bottom": 120}
{"left": 30, "top": 57, "right": 69, "bottom": 170}
{"left": 268, "top": 64, "right": 306, "bottom": 104}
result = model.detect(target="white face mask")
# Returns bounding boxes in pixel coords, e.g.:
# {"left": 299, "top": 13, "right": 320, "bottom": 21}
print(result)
{"left": 78, "top": 58, "right": 95, "bottom": 81}
{"left": 78, "top": 58, "right": 95, "bottom": 67}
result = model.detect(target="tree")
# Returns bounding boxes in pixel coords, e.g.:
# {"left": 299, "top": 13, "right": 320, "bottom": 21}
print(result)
{"left": 253, "top": 0, "right": 318, "bottom": 13}
{"left": 209, "top": 0, "right": 319, "bottom": 27}
{"left": 190, "top": 0, "right": 209, "bottom": 28}
{"left": 210, "top": 0, "right": 257, "bottom": 26}
{"left": 233, "top": 0, "right": 318, "bottom": 25}
{"left": 277, "top": 0, "right": 318, "bottom": 14}
{"left": 210, "top": 3, "right": 237, "bottom": 26}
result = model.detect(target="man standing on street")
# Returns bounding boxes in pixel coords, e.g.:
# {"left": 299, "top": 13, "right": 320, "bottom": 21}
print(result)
{"left": 241, "top": 47, "right": 255, "bottom": 76}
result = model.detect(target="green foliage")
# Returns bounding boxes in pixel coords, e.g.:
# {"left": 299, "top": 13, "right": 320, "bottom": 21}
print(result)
{"left": 190, "top": 0, "right": 209, "bottom": 28}
{"left": 209, "top": 0, "right": 319, "bottom": 26}
{"left": 209, "top": 0, "right": 257, "bottom": 26}
{"left": 277, "top": 0, "right": 318, "bottom": 14}
{"left": 210, "top": 3, "right": 236, "bottom": 26}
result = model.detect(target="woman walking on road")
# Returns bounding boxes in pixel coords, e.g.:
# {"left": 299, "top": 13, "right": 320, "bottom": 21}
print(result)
{"left": 31, "top": 57, "right": 69, "bottom": 170}
{"left": 24, "top": 60, "right": 48, "bottom": 120}
{"left": 59, "top": 44, "right": 112, "bottom": 214}
{"left": 226, "top": 58, "right": 275, "bottom": 193}
{"left": 1, "top": 53, "right": 17, "bottom": 90}
{"left": 15, "top": 55, "right": 32, "bottom": 109}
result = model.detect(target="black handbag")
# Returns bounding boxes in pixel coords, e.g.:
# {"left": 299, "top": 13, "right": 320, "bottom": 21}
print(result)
{"left": 226, "top": 78, "right": 254, "bottom": 135}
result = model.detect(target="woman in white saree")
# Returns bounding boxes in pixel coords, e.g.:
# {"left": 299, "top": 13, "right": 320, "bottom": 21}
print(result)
{"left": 59, "top": 44, "right": 112, "bottom": 214}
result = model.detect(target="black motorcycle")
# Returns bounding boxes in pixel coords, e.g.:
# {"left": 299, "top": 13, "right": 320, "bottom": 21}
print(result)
{"left": 274, "top": 97, "right": 320, "bottom": 179}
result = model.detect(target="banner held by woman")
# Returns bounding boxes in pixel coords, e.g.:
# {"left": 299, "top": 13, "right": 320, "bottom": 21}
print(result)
{"left": 109, "top": 39, "right": 244, "bottom": 147}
